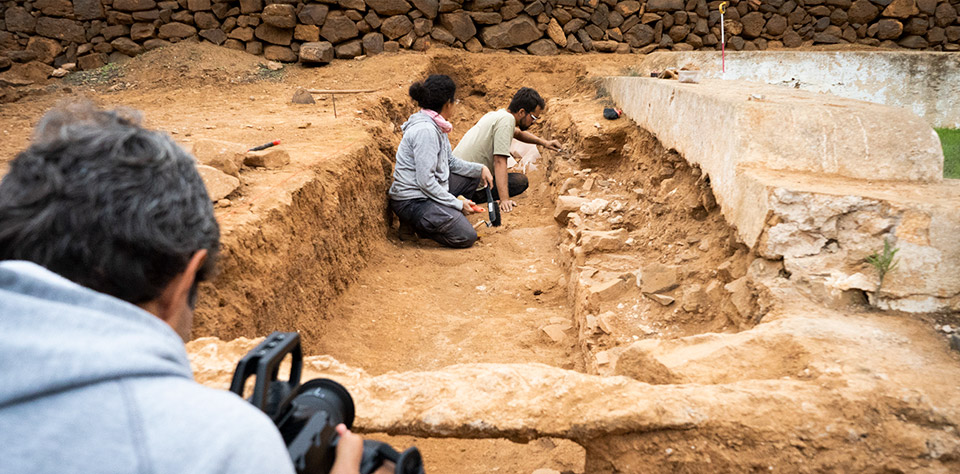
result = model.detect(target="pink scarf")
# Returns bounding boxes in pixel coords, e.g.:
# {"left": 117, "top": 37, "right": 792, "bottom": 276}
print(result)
{"left": 421, "top": 109, "right": 452, "bottom": 134}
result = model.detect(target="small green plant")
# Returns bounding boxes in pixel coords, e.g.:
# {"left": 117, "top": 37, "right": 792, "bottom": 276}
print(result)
{"left": 865, "top": 238, "right": 900, "bottom": 295}
{"left": 936, "top": 128, "right": 960, "bottom": 179}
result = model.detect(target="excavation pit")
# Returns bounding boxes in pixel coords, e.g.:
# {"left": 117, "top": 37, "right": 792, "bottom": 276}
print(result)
{"left": 2, "top": 45, "right": 959, "bottom": 473}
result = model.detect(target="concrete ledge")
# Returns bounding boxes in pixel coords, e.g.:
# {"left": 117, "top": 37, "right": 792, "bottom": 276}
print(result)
{"left": 634, "top": 51, "right": 960, "bottom": 128}
{"left": 603, "top": 76, "right": 958, "bottom": 311}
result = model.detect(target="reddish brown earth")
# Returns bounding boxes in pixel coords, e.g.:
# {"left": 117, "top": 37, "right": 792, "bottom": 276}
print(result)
{"left": 3, "top": 42, "right": 959, "bottom": 473}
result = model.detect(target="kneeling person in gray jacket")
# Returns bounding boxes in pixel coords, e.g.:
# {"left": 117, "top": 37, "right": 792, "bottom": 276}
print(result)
{"left": 388, "top": 74, "right": 494, "bottom": 248}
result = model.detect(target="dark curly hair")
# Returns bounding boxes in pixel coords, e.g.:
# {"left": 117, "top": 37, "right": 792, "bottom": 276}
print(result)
{"left": 409, "top": 74, "right": 456, "bottom": 112}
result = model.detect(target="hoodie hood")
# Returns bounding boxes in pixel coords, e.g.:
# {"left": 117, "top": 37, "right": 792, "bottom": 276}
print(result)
{"left": 0, "top": 261, "right": 192, "bottom": 408}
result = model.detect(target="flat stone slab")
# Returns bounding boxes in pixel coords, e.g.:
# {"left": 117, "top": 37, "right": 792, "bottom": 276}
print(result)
{"left": 636, "top": 51, "right": 960, "bottom": 128}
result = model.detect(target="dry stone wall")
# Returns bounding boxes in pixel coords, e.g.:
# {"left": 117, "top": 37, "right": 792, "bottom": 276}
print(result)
{"left": 0, "top": 0, "right": 958, "bottom": 70}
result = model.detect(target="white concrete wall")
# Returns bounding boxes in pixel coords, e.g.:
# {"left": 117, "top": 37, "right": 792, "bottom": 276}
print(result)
{"left": 603, "top": 75, "right": 960, "bottom": 312}
{"left": 636, "top": 51, "right": 960, "bottom": 129}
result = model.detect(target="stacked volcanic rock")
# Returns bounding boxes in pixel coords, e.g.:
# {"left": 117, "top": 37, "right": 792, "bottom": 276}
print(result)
{"left": 0, "top": 0, "right": 957, "bottom": 71}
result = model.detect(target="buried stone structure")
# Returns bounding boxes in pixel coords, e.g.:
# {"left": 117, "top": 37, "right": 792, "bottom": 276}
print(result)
{"left": 0, "top": 0, "right": 959, "bottom": 72}
{"left": 604, "top": 73, "right": 960, "bottom": 312}
{"left": 181, "top": 86, "right": 960, "bottom": 471}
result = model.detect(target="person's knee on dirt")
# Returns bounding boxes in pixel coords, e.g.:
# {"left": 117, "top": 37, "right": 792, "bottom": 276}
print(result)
{"left": 387, "top": 74, "right": 494, "bottom": 248}
{"left": 453, "top": 87, "right": 563, "bottom": 215}
{"left": 0, "top": 103, "right": 374, "bottom": 474}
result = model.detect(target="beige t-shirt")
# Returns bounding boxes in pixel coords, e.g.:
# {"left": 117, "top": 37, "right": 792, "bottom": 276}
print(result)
{"left": 453, "top": 109, "right": 515, "bottom": 170}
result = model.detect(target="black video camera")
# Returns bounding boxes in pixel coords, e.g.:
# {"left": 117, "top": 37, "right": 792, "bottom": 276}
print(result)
{"left": 230, "top": 332, "right": 425, "bottom": 474}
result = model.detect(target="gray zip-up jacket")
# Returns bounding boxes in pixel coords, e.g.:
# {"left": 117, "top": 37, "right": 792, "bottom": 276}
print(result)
{"left": 0, "top": 260, "right": 295, "bottom": 474}
{"left": 388, "top": 111, "right": 484, "bottom": 210}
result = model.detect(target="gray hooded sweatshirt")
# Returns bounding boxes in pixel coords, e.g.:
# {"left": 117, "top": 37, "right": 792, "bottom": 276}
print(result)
{"left": 387, "top": 111, "right": 484, "bottom": 210}
{"left": 0, "top": 261, "right": 294, "bottom": 474}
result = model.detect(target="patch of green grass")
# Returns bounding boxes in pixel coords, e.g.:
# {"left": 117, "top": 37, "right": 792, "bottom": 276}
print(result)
{"left": 936, "top": 128, "right": 960, "bottom": 179}
{"left": 63, "top": 62, "right": 124, "bottom": 86}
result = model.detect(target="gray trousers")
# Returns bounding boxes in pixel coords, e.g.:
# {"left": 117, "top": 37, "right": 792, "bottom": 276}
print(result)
{"left": 389, "top": 173, "right": 482, "bottom": 248}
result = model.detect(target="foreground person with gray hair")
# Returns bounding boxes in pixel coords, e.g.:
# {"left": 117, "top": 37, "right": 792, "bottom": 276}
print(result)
{"left": 0, "top": 104, "right": 368, "bottom": 474}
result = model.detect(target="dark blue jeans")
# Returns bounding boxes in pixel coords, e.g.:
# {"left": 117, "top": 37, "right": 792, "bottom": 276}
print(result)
{"left": 469, "top": 172, "right": 528, "bottom": 203}
{"left": 389, "top": 173, "right": 482, "bottom": 248}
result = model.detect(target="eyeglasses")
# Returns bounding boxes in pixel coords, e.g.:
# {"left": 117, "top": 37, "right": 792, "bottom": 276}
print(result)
{"left": 528, "top": 113, "right": 539, "bottom": 122}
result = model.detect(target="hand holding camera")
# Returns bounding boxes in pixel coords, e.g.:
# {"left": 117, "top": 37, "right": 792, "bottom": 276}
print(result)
{"left": 230, "top": 332, "right": 424, "bottom": 474}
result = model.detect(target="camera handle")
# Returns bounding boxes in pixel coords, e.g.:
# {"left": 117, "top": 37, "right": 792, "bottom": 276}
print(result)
{"left": 360, "top": 441, "right": 425, "bottom": 474}
{"left": 229, "top": 332, "right": 303, "bottom": 418}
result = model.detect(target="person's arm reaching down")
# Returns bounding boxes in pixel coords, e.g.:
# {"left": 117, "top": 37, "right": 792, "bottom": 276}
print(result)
{"left": 514, "top": 127, "right": 562, "bottom": 151}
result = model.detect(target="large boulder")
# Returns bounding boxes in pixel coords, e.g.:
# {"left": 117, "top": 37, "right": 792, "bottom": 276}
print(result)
{"left": 102, "top": 25, "right": 130, "bottom": 41}
{"left": 196, "top": 164, "right": 240, "bottom": 201}
{"left": 194, "top": 12, "right": 220, "bottom": 30}
{"left": 411, "top": 0, "right": 439, "bottom": 19}
{"left": 159, "top": 22, "right": 198, "bottom": 39}
{"left": 295, "top": 24, "right": 321, "bottom": 42}
{"left": 299, "top": 41, "right": 335, "bottom": 63}
{"left": 299, "top": 4, "right": 330, "bottom": 25}
{"left": 77, "top": 53, "right": 106, "bottom": 71}
{"left": 765, "top": 15, "right": 787, "bottom": 36}
{"left": 935, "top": 3, "right": 958, "bottom": 28}
{"left": 646, "top": 0, "right": 683, "bottom": 12}
{"left": 36, "top": 18, "right": 87, "bottom": 43}
{"left": 74, "top": 0, "right": 106, "bottom": 20}
{"left": 431, "top": 26, "right": 457, "bottom": 44}
{"left": 112, "top": 37, "right": 145, "bottom": 56}
{"left": 187, "top": 0, "right": 212, "bottom": 12}
{"left": 366, "top": 0, "right": 413, "bottom": 15}
{"left": 113, "top": 0, "right": 158, "bottom": 11}
{"left": 239, "top": 0, "right": 263, "bottom": 14}
{"left": 882, "top": 0, "right": 919, "bottom": 18}
{"left": 625, "top": 24, "right": 655, "bottom": 47}
{"left": 262, "top": 4, "right": 297, "bottom": 28}
{"left": 320, "top": 13, "right": 360, "bottom": 43}
{"left": 848, "top": 0, "right": 880, "bottom": 24}
{"left": 264, "top": 45, "right": 298, "bottom": 62}
{"left": 380, "top": 15, "right": 414, "bottom": 39}
{"left": 5, "top": 7, "right": 37, "bottom": 33}
{"left": 615, "top": 0, "right": 642, "bottom": 17}
{"left": 26, "top": 37, "right": 63, "bottom": 65}
{"left": 256, "top": 23, "right": 294, "bottom": 45}
{"left": 875, "top": 18, "right": 903, "bottom": 39}
{"left": 335, "top": 39, "right": 363, "bottom": 58}
{"left": 480, "top": 15, "right": 542, "bottom": 48}
{"left": 527, "top": 38, "right": 567, "bottom": 56}
{"left": 340, "top": 0, "right": 366, "bottom": 10}
{"left": 191, "top": 139, "right": 246, "bottom": 177}
{"left": 547, "top": 18, "right": 566, "bottom": 46}
{"left": 363, "top": 32, "right": 385, "bottom": 54}
{"left": 36, "top": 0, "right": 74, "bottom": 17}
{"left": 741, "top": 12, "right": 765, "bottom": 38}
{"left": 199, "top": 28, "right": 227, "bottom": 45}
{"left": 440, "top": 12, "right": 477, "bottom": 42}
{"left": 228, "top": 27, "right": 255, "bottom": 41}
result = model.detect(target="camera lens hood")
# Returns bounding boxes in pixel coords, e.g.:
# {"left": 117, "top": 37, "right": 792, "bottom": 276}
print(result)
{"left": 295, "top": 378, "right": 356, "bottom": 429}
